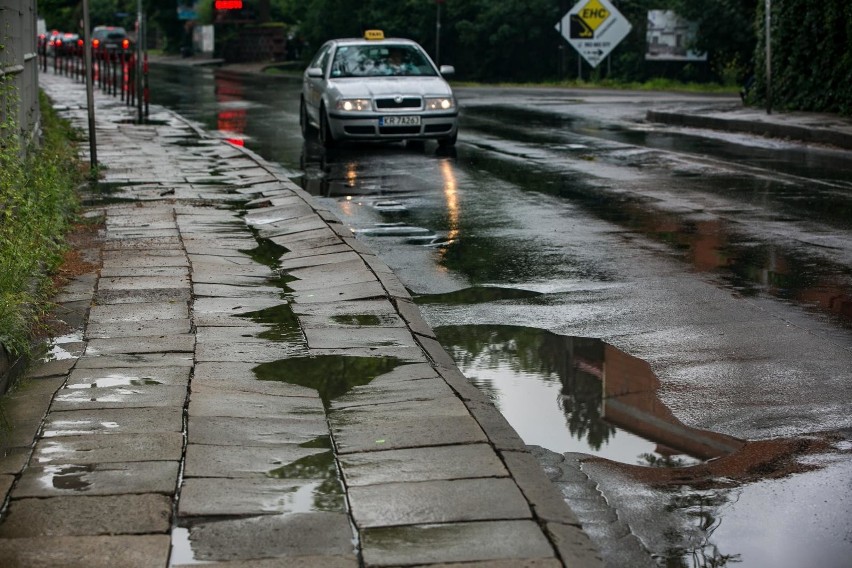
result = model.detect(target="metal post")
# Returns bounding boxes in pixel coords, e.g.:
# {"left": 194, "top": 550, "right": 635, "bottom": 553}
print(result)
{"left": 136, "top": 4, "right": 144, "bottom": 122}
{"left": 765, "top": 0, "right": 772, "bottom": 114}
{"left": 82, "top": 0, "right": 97, "bottom": 174}
{"left": 435, "top": 0, "right": 442, "bottom": 66}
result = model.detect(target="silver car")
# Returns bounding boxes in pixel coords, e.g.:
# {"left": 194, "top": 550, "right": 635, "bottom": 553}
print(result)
{"left": 300, "top": 31, "right": 459, "bottom": 148}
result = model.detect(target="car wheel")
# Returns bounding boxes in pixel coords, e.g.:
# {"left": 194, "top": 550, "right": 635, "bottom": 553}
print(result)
{"left": 437, "top": 132, "right": 457, "bottom": 148}
{"left": 299, "top": 99, "right": 314, "bottom": 138}
{"left": 319, "top": 106, "right": 337, "bottom": 149}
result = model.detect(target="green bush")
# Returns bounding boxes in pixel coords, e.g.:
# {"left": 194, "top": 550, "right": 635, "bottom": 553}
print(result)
{"left": 0, "top": 90, "right": 82, "bottom": 357}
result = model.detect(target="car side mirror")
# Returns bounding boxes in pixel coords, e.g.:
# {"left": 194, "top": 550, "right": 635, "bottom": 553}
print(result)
{"left": 307, "top": 67, "right": 324, "bottom": 78}
{"left": 439, "top": 65, "right": 455, "bottom": 76}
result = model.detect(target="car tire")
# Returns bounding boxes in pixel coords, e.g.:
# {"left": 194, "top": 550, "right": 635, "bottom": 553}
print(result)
{"left": 300, "top": 99, "right": 314, "bottom": 138}
{"left": 438, "top": 132, "right": 457, "bottom": 148}
{"left": 319, "top": 106, "right": 337, "bottom": 149}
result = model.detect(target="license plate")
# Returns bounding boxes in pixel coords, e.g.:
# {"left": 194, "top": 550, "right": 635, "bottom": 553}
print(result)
{"left": 380, "top": 115, "right": 421, "bottom": 126}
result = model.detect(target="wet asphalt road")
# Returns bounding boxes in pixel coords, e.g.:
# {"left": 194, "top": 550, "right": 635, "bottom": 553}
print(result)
{"left": 148, "top": 65, "right": 852, "bottom": 567}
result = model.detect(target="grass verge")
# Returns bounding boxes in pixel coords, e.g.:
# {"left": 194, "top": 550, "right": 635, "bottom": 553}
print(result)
{"left": 0, "top": 91, "right": 83, "bottom": 359}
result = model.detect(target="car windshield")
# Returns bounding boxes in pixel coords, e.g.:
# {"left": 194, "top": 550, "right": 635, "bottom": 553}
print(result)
{"left": 330, "top": 44, "right": 437, "bottom": 78}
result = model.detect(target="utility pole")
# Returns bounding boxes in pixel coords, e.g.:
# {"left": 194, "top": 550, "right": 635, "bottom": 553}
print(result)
{"left": 136, "top": 0, "right": 144, "bottom": 122}
{"left": 435, "top": 0, "right": 443, "bottom": 66}
{"left": 765, "top": 0, "right": 772, "bottom": 114}
{"left": 82, "top": 0, "right": 97, "bottom": 174}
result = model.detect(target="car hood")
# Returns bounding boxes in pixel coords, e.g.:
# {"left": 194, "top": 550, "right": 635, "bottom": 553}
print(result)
{"left": 328, "top": 77, "right": 453, "bottom": 98}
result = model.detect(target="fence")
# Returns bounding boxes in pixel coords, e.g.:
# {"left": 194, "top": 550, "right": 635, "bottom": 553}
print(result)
{"left": 37, "top": 34, "right": 150, "bottom": 118}
{"left": 0, "top": 0, "right": 40, "bottom": 151}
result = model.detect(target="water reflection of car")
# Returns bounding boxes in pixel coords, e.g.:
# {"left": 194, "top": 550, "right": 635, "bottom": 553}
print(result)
{"left": 300, "top": 30, "right": 459, "bottom": 148}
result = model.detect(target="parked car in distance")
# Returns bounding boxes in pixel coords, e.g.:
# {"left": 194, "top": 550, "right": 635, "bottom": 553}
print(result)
{"left": 91, "top": 26, "right": 132, "bottom": 53}
{"left": 301, "top": 30, "right": 458, "bottom": 148}
{"left": 54, "top": 32, "right": 83, "bottom": 55}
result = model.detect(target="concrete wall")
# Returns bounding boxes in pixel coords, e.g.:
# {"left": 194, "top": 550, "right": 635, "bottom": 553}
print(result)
{"left": 0, "top": 0, "right": 40, "bottom": 151}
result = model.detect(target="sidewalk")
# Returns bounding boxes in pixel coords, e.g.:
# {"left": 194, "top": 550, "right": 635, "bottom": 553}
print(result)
{"left": 646, "top": 105, "right": 852, "bottom": 150}
{"left": 0, "top": 74, "right": 601, "bottom": 566}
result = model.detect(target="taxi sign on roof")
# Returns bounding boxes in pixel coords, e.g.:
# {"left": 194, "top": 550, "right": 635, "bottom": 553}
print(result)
{"left": 556, "top": 0, "right": 632, "bottom": 68}
{"left": 363, "top": 30, "right": 385, "bottom": 40}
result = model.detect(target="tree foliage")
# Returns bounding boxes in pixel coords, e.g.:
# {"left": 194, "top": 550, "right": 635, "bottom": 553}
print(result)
{"left": 753, "top": 0, "right": 852, "bottom": 114}
{"left": 35, "top": 0, "right": 850, "bottom": 112}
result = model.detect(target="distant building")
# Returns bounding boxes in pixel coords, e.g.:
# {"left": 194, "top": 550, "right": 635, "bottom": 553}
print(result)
{"left": 646, "top": 10, "right": 707, "bottom": 62}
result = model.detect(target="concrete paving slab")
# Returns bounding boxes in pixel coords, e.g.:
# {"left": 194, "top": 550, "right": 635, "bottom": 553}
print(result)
{"left": 23, "top": 358, "right": 76, "bottom": 378}
{"left": 101, "top": 236, "right": 183, "bottom": 250}
{"left": 13, "top": 461, "right": 180, "bottom": 498}
{"left": 291, "top": 281, "right": 387, "bottom": 304}
{"left": 360, "top": 520, "right": 556, "bottom": 566}
{"left": 99, "top": 266, "right": 189, "bottom": 278}
{"left": 368, "top": 362, "right": 440, "bottom": 384}
{"left": 257, "top": 216, "right": 329, "bottom": 239}
{"left": 193, "top": 297, "right": 282, "bottom": 315}
{"left": 194, "top": 283, "right": 282, "bottom": 298}
{"left": 0, "top": 494, "right": 171, "bottom": 537}
{"left": 269, "top": 229, "right": 341, "bottom": 251}
{"left": 51, "top": 385, "right": 188, "bottom": 411}
{"left": 181, "top": 513, "right": 355, "bottom": 562}
{"left": 31, "top": 433, "right": 184, "bottom": 465}
{"left": 172, "top": 557, "right": 358, "bottom": 568}
{"left": 85, "top": 319, "right": 192, "bottom": 339}
{"left": 188, "top": 416, "right": 328, "bottom": 447}
{"left": 287, "top": 268, "right": 378, "bottom": 292}
{"left": 41, "top": 407, "right": 183, "bottom": 437}
{"left": 0, "top": 535, "right": 171, "bottom": 568}
{"left": 278, "top": 248, "right": 359, "bottom": 269}
{"left": 98, "top": 276, "right": 189, "bottom": 293}
{"left": 88, "top": 302, "right": 189, "bottom": 322}
{"left": 0, "top": 449, "right": 29, "bottom": 475}
{"left": 184, "top": 444, "right": 328, "bottom": 479}
{"left": 75, "top": 353, "right": 194, "bottom": 369}
{"left": 303, "top": 327, "right": 417, "bottom": 350}
{"left": 195, "top": 325, "right": 273, "bottom": 342}
{"left": 340, "top": 444, "right": 508, "bottom": 486}
{"left": 179, "top": 476, "right": 344, "bottom": 516}
{"left": 86, "top": 335, "right": 195, "bottom": 356}
{"left": 545, "top": 522, "right": 605, "bottom": 567}
{"left": 309, "top": 346, "right": 428, "bottom": 363}
{"left": 332, "top": 414, "right": 488, "bottom": 454}
{"left": 348, "top": 477, "right": 531, "bottom": 528}
{"left": 244, "top": 203, "right": 315, "bottom": 225}
{"left": 196, "top": 340, "right": 307, "bottom": 363}
{"left": 66, "top": 366, "right": 191, "bottom": 388}
{"left": 189, "top": 389, "right": 324, "bottom": 419}
{"left": 95, "top": 287, "right": 192, "bottom": 305}
{"left": 291, "top": 298, "right": 399, "bottom": 319}
{"left": 333, "top": 376, "right": 454, "bottom": 409}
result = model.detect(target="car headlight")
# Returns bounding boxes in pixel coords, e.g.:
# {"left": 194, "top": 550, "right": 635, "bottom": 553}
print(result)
{"left": 336, "top": 99, "right": 372, "bottom": 111}
{"left": 425, "top": 97, "right": 454, "bottom": 110}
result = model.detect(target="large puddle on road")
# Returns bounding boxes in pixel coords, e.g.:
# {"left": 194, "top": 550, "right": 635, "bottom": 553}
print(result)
{"left": 433, "top": 323, "right": 744, "bottom": 466}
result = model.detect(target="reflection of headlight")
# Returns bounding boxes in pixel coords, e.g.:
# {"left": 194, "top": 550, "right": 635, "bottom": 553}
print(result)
{"left": 336, "top": 99, "right": 372, "bottom": 111}
{"left": 425, "top": 97, "right": 454, "bottom": 110}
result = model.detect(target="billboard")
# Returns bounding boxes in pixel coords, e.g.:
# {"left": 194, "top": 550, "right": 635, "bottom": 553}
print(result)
{"left": 645, "top": 10, "right": 707, "bottom": 62}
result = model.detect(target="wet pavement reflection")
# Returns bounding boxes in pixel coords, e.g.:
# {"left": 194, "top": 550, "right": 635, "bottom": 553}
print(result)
{"left": 433, "top": 324, "right": 744, "bottom": 466}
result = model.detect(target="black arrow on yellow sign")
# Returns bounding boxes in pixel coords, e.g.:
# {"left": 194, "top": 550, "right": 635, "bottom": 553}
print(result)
{"left": 569, "top": 14, "right": 594, "bottom": 39}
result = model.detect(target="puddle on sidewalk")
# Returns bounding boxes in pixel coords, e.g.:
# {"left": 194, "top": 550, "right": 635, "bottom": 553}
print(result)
{"left": 414, "top": 286, "right": 544, "bottom": 305}
{"left": 237, "top": 303, "right": 304, "bottom": 344}
{"left": 266, "top": 436, "right": 344, "bottom": 513}
{"left": 434, "top": 324, "right": 744, "bottom": 466}
{"left": 253, "top": 355, "right": 403, "bottom": 408}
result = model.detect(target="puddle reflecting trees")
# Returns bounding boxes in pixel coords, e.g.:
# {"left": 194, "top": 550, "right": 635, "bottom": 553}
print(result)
{"left": 434, "top": 324, "right": 744, "bottom": 465}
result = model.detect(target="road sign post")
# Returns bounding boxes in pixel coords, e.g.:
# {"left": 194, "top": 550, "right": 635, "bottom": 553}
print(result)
{"left": 556, "top": 0, "right": 632, "bottom": 70}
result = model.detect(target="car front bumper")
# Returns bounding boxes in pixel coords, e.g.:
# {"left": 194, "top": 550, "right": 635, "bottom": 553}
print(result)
{"left": 327, "top": 111, "right": 459, "bottom": 140}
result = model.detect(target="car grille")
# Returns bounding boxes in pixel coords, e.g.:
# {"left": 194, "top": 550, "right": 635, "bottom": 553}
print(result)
{"left": 375, "top": 97, "right": 422, "bottom": 110}
{"left": 379, "top": 126, "right": 421, "bottom": 135}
